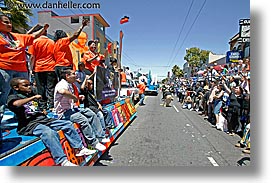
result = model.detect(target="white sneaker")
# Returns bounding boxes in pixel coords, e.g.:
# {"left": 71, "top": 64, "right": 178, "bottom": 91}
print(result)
{"left": 101, "top": 137, "right": 110, "bottom": 143}
{"left": 94, "top": 142, "right": 106, "bottom": 151}
{"left": 75, "top": 147, "right": 97, "bottom": 157}
{"left": 61, "top": 160, "right": 78, "bottom": 166}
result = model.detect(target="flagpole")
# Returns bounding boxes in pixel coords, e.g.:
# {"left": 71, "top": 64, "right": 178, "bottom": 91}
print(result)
{"left": 119, "top": 30, "right": 123, "bottom": 69}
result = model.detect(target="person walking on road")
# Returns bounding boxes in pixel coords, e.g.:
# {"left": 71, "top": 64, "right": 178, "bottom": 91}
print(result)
{"left": 137, "top": 81, "right": 146, "bottom": 106}
{"left": 163, "top": 89, "right": 173, "bottom": 107}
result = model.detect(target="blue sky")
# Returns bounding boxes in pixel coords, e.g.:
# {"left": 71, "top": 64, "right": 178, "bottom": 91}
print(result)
{"left": 28, "top": 0, "right": 250, "bottom": 78}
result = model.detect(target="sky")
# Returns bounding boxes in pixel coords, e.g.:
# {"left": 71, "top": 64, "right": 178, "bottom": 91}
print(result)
{"left": 27, "top": 0, "right": 250, "bottom": 78}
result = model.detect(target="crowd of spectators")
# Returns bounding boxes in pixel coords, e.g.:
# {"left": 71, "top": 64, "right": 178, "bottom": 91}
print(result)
{"left": 162, "top": 59, "right": 251, "bottom": 154}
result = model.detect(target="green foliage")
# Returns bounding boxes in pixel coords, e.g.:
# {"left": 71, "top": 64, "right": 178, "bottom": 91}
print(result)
{"left": 184, "top": 47, "right": 210, "bottom": 67}
{"left": 0, "top": 0, "right": 33, "bottom": 33}
{"left": 161, "top": 78, "right": 168, "bottom": 84}
{"left": 172, "top": 65, "right": 184, "bottom": 78}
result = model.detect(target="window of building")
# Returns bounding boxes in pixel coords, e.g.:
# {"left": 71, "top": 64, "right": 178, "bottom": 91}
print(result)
{"left": 83, "top": 16, "right": 90, "bottom": 21}
{"left": 95, "top": 18, "right": 104, "bottom": 32}
{"left": 71, "top": 16, "right": 79, "bottom": 24}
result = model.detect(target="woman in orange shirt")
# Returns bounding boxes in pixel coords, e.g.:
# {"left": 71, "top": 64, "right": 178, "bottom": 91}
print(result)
{"left": 82, "top": 40, "right": 101, "bottom": 75}
{"left": 53, "top": 19, "right": 89, "bottom": 80}
{"left": 0, "top": 14, "right": 48, "bottom": 117}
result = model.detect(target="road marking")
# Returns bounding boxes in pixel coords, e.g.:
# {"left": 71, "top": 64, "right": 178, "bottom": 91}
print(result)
{"left": 207, "top": 157, "right": 219, "bottom": 166}
{"left": 173, "top": 105, "right": 179, "bottom": 112}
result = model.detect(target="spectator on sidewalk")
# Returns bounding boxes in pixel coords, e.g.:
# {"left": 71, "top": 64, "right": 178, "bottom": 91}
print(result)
{"left": 222, "top": 80, "right": 244, "bottom": 136}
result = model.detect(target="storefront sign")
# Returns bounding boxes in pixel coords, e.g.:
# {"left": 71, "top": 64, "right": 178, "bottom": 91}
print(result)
{"left": 239, "top": 19, "right": 250, "bottom": 42}
{"left": 226, "top": 51, "right": 243, "bottom": 63}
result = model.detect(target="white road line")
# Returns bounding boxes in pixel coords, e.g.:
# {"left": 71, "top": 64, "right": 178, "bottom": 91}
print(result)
{"left": 173, "top": 105, "right": 179, "bottom": 113}
{"left": 207, "top": 157, "right": 219, "bottom": 166}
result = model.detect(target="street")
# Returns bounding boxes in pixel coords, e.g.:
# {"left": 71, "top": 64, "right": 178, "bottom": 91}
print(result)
{"left": 95, "top": 93, "right": 250, "bottom": 166}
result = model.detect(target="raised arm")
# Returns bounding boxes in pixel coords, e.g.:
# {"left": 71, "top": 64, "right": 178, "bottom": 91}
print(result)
{"left": 31, "top": 24, "right": 49, "bottom": 39}
{"left": 69, "top": 19, "right": 89, "bottom": 43}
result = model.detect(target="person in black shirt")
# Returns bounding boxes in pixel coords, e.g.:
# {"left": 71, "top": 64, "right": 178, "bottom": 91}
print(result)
{"left": 7, "top": 77, "right": 96, "bottom": 166}
{"left": 222, "top": 80, "right": 244, "bottom": 136}
{"left": 80, "top": 75, "right": 114, "bottom": 135}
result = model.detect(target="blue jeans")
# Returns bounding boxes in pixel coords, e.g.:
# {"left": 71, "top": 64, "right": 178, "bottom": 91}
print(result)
{"left": 214, "top": 100, "right": 223, "bottom": 114}
{"left": 0, "top": 69, "right": 28, "bottom": 114}
{"left": 139, "top": 93, "right": 145, "bottom": 105}
{"left": 63, "top": 108, "right": 103, "bottom": 146}
{"left": 97, "top": 111, "right": 106, "bottom": 134}
{"left": 32, "top": 119, "right": 83, "bottom": 165}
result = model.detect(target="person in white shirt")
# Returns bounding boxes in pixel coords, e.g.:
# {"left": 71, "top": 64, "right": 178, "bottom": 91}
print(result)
{"left": 54, "top": 69, "right": 109, "bottom": 151}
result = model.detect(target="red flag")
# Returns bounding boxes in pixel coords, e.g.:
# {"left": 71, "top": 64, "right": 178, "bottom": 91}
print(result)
{"left": 120, "top": 16, "right": 129, "bottom": 24}
{"left": 107, "top": 42, "right": 112, "bottom": 54}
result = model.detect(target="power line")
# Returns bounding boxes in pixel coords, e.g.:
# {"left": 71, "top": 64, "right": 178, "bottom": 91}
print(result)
{"left": 167, "top": 0, "right": 194, "bottom": 67}
{"left": 169, "top": 0, "right": 207, "bottom": 68}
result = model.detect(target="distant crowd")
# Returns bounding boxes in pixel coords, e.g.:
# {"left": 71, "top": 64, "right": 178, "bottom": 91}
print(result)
{"left": 161, "top": 59, "right": 250, "bottom": 154}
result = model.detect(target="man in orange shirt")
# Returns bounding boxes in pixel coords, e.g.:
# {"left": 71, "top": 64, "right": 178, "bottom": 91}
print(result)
{"left": 137, "top": 81, "right": 147, "bottom": 106}
{"left": 28, "top": 26, "right": 57, "bottom": 112}
{"left": 118, "top": 68, "right": 127, "bottom": 85}
{"left": 53, "top": 19, "right": 89, "bottom": 80}
{"left": 0, "top": 14, "right": 48, "bottom": 118}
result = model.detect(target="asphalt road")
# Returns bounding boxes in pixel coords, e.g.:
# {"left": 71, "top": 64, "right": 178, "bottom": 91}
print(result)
{"left": 95, "top": 93, "right": 250, "bottom": 166}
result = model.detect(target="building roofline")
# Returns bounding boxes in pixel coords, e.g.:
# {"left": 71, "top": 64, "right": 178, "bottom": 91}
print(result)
{"left": 38, "top": 11, "right": 110, "bottom": 27}
{"left": 229, "top": 32, "right": 239, "bottom": 42}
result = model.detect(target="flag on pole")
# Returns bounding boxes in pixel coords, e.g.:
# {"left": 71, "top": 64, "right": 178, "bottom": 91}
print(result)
{"left": 120, "top": 16, "right": 129, "bottom": 24}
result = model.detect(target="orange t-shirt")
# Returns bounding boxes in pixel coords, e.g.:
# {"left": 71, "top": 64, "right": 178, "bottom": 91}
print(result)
{"left": 120, "top": 72, "right": 127, "bottom": 83}
{"left": 28, "top": 36, "right": 55, "bottom": 72}
{"left": 53, "top": 37, "right": 73, "bottom": 68}
{"left": 0, "top": 33, "right": 34, "bottom": 72}
{"left": 137, "top": 83, "right": 146, "bottom": 94}
{"left": 82, "top": 51, "right": 101, "bottom": 72}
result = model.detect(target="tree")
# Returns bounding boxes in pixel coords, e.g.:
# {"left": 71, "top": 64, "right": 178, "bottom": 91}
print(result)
{"left": 184, "top": 47, "right": 210, "bottom": 68}
{"left": 0, "top": 0, "right": 33, "bottom": 33}
{"left": 161, "top": 78, "right": 168, "bottom": 84}
{"left": 171, "top": 65, "right": 184, "bottom": 78}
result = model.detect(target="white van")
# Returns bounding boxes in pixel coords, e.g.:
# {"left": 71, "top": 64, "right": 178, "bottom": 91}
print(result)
{"left": 119, "top": 79, "right": 140, "bottom": 104}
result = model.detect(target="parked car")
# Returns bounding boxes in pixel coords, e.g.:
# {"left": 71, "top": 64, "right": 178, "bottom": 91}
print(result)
{"left": 120, "top": 79, "right": 140, "bottom": 104}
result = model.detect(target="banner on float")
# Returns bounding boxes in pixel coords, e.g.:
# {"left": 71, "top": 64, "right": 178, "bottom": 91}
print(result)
{"left": 102, "top": 89, "right": 117, "bottom": 99}
{"left": 226, "top": 51, "right": 243, "bottom": 63}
